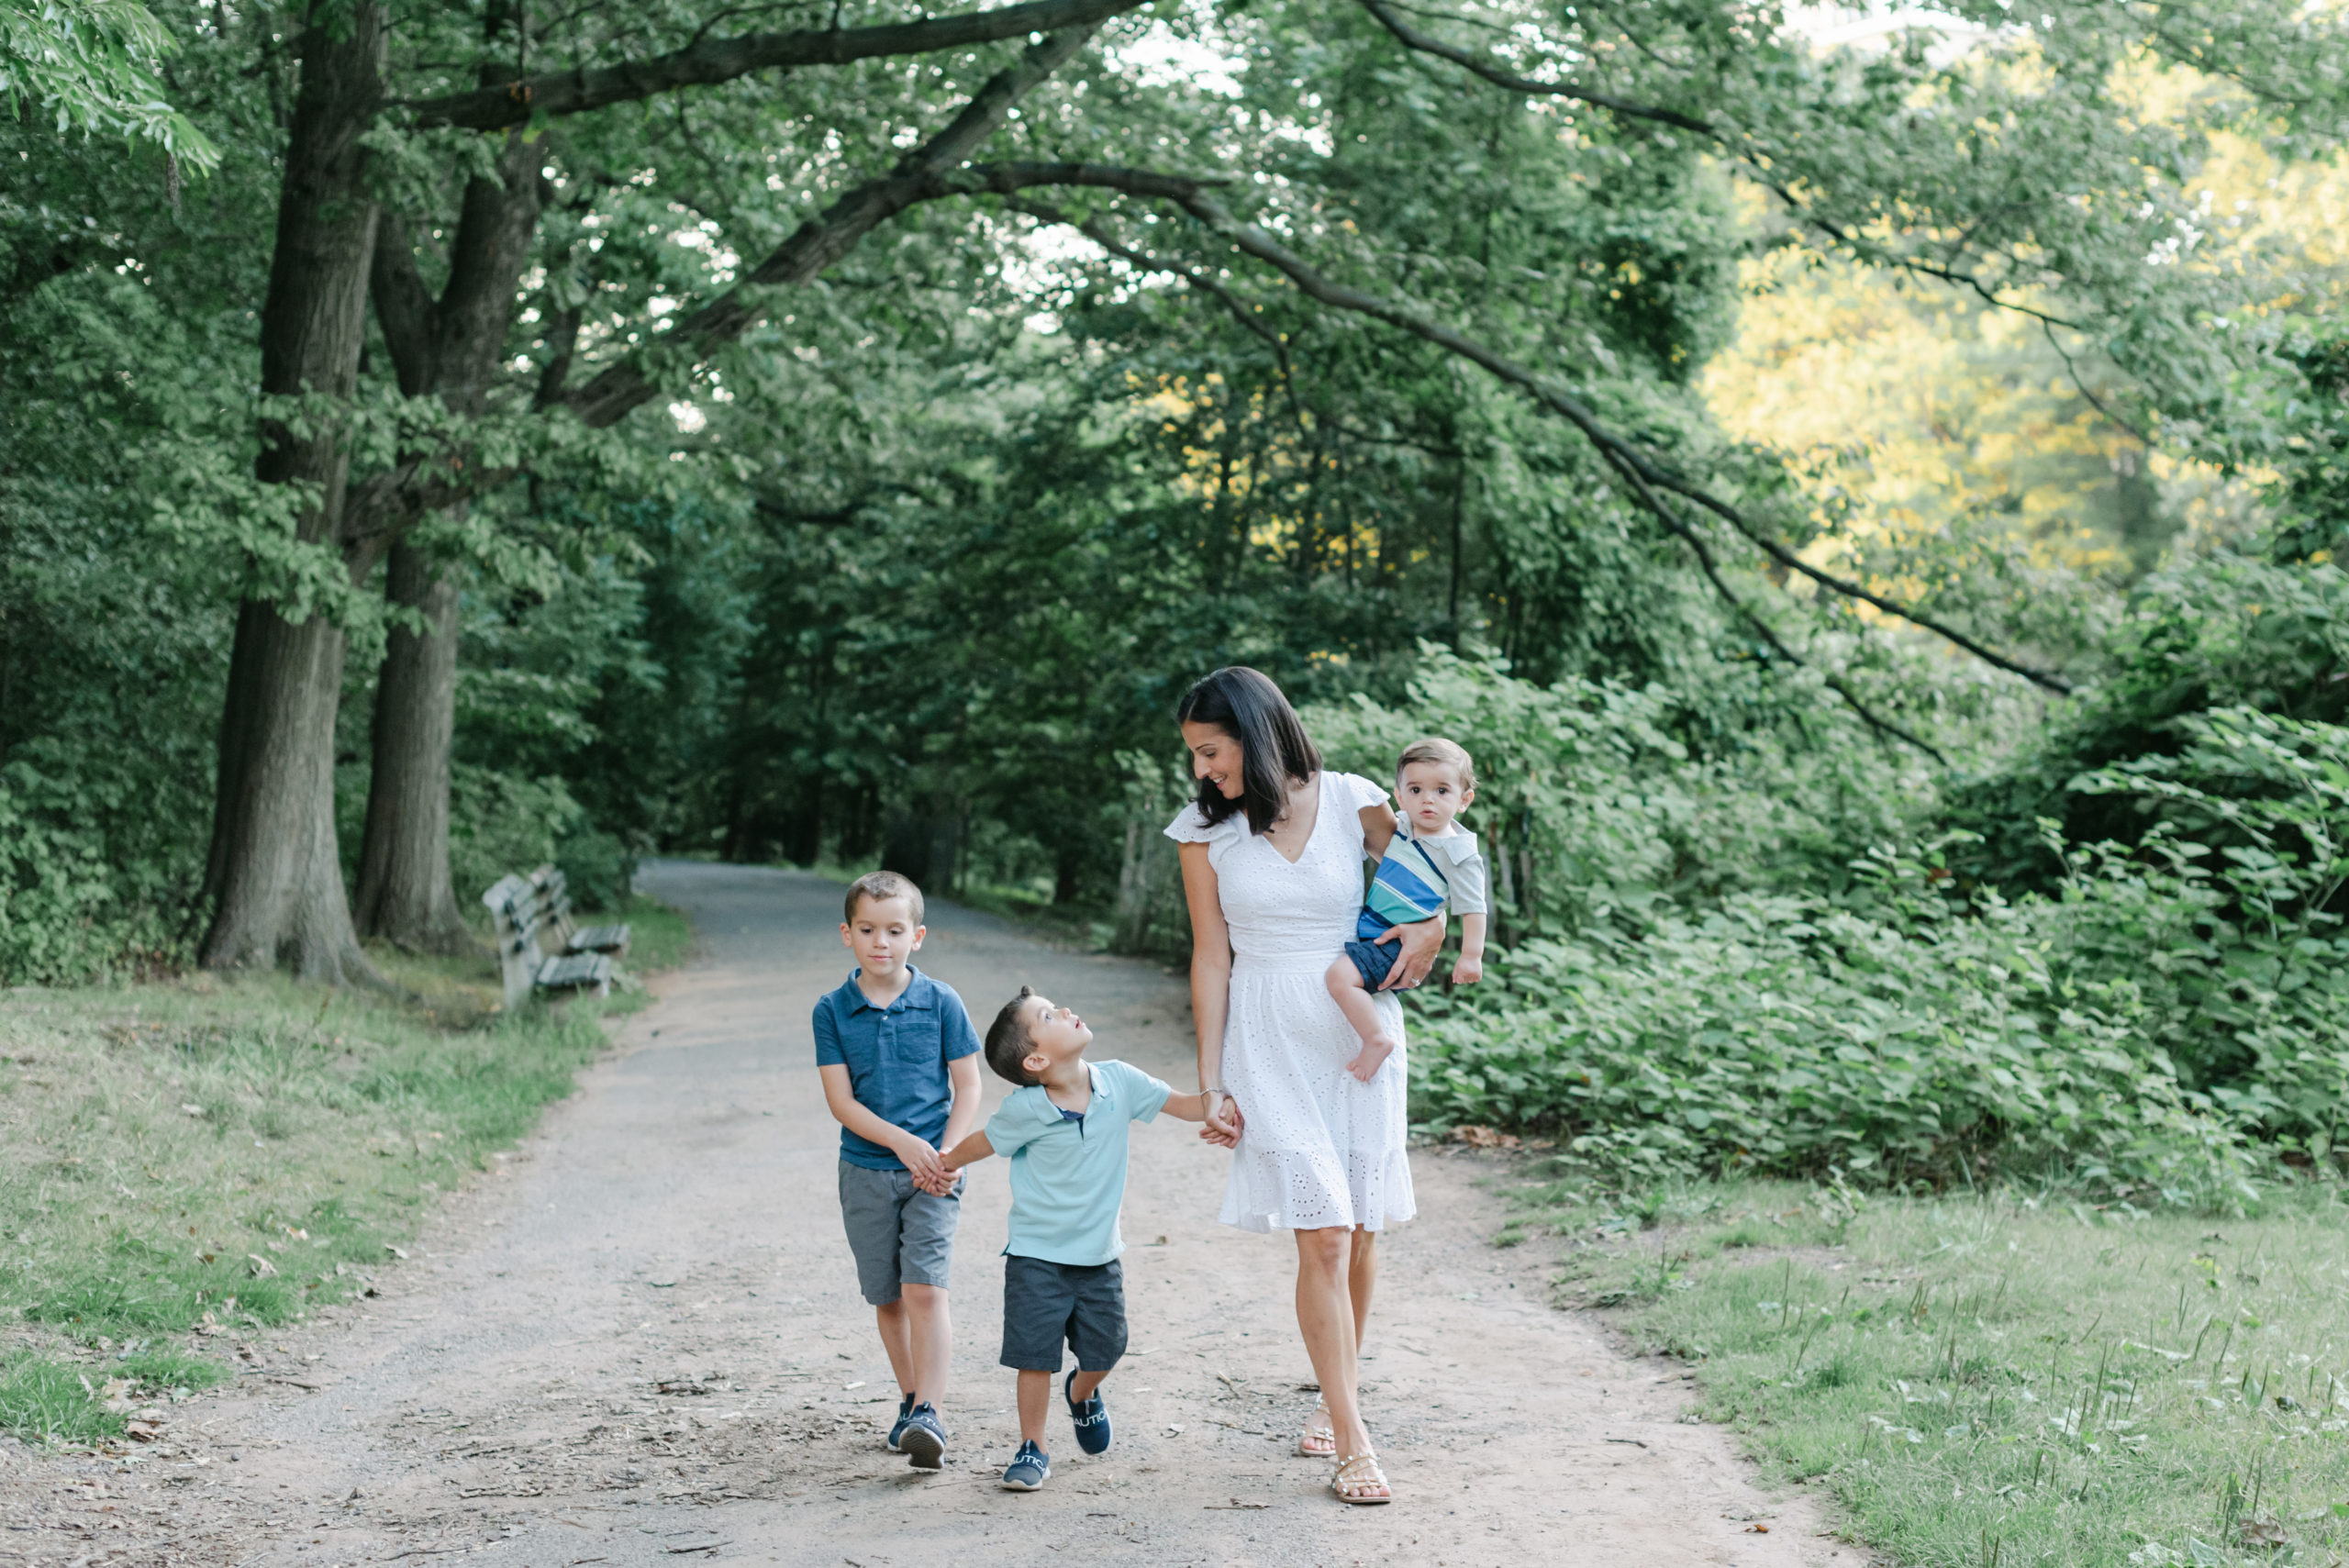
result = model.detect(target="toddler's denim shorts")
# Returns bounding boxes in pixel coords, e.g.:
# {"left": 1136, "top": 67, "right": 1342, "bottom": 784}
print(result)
{"left": 1342, "top": 935, "right": 1402, "bottom": 989}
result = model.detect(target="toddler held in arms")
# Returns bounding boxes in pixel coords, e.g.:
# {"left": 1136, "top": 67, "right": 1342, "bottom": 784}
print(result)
{"left": 1327, "top": 737, "right": 1488, "bottom": 1083}
{"left": 938, "top": 987, "right": 1222, "bottom": 1492}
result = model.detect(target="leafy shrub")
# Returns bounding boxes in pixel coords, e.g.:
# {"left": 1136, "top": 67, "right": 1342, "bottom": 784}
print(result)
{"left": 1339, "top": 653, "right": 2344, "bottom": 1199}
{"left": 1411, "top": 855, "right": 2258, "bottom": 1204}
{"left": 0, "top": 756, "right": 188, "bottom": 985}
{"left": 448, "top": 764, "right": 636, "bottom": 913}
{"left": 1948, "top": 555, "right": 2349, "bottom": 887}
{"left": 1308, "top": 644, "right": 1925, "bottom": 940}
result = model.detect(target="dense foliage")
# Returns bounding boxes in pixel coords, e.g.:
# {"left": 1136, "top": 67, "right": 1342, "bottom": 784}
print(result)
{"left": 1322, "top": 652, "right": 2345, "bottom": 1201}
{"left": 3, "top": 0, "right": 2346, "bottom": 1191}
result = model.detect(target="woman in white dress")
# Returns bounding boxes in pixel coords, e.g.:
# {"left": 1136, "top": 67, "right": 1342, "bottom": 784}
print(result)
{"left": 1164, "top": 667, "right": 1445, "bottom": 1506}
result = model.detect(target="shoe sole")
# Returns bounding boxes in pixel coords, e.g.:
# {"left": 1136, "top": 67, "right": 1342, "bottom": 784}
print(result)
{"left": 1000, "top": 1465, "right": 1051, "bottom": 1491}
{"left": 901, "top": 1429, "right": 945, "bottom": 1470}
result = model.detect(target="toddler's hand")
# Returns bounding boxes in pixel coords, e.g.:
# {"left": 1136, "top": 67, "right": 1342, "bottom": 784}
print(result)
{"left": 1451, "top": 954, "right": 1483, "bottom": 985}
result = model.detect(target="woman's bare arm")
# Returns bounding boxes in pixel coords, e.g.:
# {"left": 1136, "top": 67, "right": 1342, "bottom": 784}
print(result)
{"left": 1357, "top": 800, "right": 1445, "bottom": 991}
{"left": 1177, "top": 842, "right": 1243, "bottom": 1144}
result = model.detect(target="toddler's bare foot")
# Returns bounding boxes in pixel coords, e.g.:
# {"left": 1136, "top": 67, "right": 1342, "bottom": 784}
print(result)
{"left": 1345, "top": 1034, "right": 1396, "bottom": 1084}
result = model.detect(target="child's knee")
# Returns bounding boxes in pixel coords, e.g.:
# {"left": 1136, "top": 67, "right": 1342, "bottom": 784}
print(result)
{"left": 901, "top": 1281, "right": 948, "bottom": 1311}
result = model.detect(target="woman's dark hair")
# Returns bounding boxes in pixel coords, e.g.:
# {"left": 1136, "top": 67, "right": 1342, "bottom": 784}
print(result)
{"left": 1175, "top": 666, "right": 1321, "bottom": 836}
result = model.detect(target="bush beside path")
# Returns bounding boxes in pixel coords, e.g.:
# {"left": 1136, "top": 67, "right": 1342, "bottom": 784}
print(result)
{"left": 1, "top": 861, "right": 1848, "bottom": 1567}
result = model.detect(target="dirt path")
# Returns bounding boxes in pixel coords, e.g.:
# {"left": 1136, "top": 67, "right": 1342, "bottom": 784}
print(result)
{"left": 4, "top": 862, "right": 1849, "bottom": 1567}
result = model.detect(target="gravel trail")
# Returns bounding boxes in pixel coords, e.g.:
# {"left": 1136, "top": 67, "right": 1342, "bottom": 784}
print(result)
{"left": 1, "top": 861, "right": 1851, "bottom": 1567}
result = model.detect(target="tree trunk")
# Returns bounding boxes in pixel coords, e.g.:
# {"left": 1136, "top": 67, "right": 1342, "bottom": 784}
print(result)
{"left": 353, "top": 128, "right": 542, "bottom": 951}
{"left": 197, "top": 0, "right": 386, "bottom": 980}
{"left": 355, "top": 542, "right": 475, "bottom": 951}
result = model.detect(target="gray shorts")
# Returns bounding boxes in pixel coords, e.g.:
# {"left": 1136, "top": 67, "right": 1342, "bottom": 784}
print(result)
{"left": 837, "top": 1161, "right": 962, "bottom": 1306}
{"left": 1000, "top": 1254, "right": 1127, "bottom": 1373}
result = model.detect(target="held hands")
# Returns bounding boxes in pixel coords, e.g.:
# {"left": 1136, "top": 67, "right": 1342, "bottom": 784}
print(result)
{"left": 1198, "top": 1091, "right": 1243, "bottom": 1148}
{"left": 896, "top": 1135, "right": 950, "bottom": 1193}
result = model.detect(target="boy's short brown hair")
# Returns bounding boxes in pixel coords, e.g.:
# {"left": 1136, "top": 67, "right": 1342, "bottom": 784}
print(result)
{"left": 843, "top": 870, "right": 925, "bottom": 926}
{"left": 1397, "top": 737, "right": 1476, "bottom": 793}
{"left": 984, "top": 985, "right": 1042, "bottom": 1087}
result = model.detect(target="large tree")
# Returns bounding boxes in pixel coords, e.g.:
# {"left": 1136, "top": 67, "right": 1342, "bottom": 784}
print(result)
{"left": 87, "top": 0, "right": 2343, "bottom": 973}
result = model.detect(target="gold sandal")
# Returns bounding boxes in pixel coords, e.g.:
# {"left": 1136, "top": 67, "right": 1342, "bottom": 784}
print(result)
{"left": 1297, "top": 1396, "right": 1337, "bottom": 1457}
{"left": 1332, "top": 1450, "right": 1392, "bottom": 1505}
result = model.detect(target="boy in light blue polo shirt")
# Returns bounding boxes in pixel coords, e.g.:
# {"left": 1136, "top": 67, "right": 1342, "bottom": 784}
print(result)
{"left": 940, "top": 986, "right": 1218, "bottom": 1491}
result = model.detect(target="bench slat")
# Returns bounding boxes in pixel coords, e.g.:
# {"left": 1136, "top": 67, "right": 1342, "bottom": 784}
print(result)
{"left": 568, "top": 923, "right": 631, "bottom": 956}
{"left": 534, "top": 951, "right": 611, "bottom": 992}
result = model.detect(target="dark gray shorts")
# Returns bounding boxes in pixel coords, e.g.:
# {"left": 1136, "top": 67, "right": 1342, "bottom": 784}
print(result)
{"left": 838, "top": 1161, "right": 962, "bottom": 1306}
{"left": 1000, "top": 1254, "right": 1126, "bottom": 1373}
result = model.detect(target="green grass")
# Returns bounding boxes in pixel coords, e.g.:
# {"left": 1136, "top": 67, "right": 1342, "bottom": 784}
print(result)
{"left": 1520, "top": 1177, "right": 2349, "bottom": 1566}
{"left": 0, "top": 895, "right": 687, "bottom": 1445}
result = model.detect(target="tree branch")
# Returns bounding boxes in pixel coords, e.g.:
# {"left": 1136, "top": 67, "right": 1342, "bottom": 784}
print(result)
{"left": 1357, "top": 0, "right": 1713, "bottom": 133}
{"left": 1600, "top": 440, "right": 1949, "bottom": 762}
{"left": 2040, "top": 317, "right": 2156, "bottom": 447}
{"left": 1359, "top": 3, "right": 2103, "bottom": 355}
{"left": 1017, "top": 201, "right": 1948, "bottom": 759}
{"left": 407, "top": 0, "right": 1148, "bottom": 130}
{"left": 368, "top": 215, "right": 438, "bottom": 397}
{"left": 559, "top": 93, "right": 1203, "bottom": 427}
{"left": 1017, "top": 170, "right": 2069, "bottom": 704}
{"left": 1004, "top": 194, "right": 1313, "bottom": 428}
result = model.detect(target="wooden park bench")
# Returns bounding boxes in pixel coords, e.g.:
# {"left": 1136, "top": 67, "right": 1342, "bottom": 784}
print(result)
{"left": 482, "top": 864, "right": 632, "bottom": 1007}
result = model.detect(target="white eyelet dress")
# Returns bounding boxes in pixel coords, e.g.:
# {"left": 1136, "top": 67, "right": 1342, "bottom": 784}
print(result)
{"left": 1165, "top": 772, "right": 1418, "bottom": 1233}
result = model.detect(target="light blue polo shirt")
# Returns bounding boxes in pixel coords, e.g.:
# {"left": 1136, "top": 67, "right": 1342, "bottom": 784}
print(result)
{"left": 985, "top": 1060, "right": 1172, "bottom": 1266}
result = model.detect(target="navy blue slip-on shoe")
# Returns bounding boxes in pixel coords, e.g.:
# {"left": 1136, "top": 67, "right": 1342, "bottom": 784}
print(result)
{"left": 899, "top": 1402, "right": 948, "bottom": 1470}
{"left": 1000, "top": 1440, "right": 1051, "bottom": 1491}
{"left": 885, "top": 1391, "right": 916, "bottom": 1451}
{"left": 1065, "top": 1371, "right": 1111, "bottom": 1455}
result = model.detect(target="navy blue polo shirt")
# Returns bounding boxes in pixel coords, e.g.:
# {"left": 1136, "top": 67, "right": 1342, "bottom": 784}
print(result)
{"left": 812, "top": 967, "right": 982, "bottom": 1171}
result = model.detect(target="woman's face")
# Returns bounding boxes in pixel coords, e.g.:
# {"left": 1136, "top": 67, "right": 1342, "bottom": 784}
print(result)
{"left": 1182, "top": 721, "right": 1245, "bottom": 800}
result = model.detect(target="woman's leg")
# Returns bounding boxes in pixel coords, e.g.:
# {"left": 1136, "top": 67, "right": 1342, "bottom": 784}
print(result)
{"left": 1293, "top": 1227, "right": 1370, "bottom": 1455}
{"left": 1348, "top": 1228, "right": 1377, "bottom": 1351}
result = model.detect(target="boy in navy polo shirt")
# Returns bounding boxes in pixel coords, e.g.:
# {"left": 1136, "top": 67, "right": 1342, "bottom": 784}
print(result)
{"left": 940, "top": 986, "right": 1219, "bottom": 1491}
{"left": 812, "top": 871, "right": 984, "bottom": 1471}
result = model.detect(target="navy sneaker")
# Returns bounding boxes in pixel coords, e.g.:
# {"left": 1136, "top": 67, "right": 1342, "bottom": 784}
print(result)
{"left": 885, "top": 1391, "right": 916, "bottom": 1451}
{"left": 1064, "top": 1371, "right": 1111, "bottom": 1455}
{"left": 899, "top": 1402, "right": 948, "bottom": 1470}
{"left": 1000, "top": 1439, "right": 1051, "bottom": 1490}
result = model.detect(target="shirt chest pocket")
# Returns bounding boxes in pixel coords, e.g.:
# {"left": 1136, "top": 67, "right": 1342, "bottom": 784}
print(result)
{"left": 882, "top": 1009, "right": 945, "bottom": 1069}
